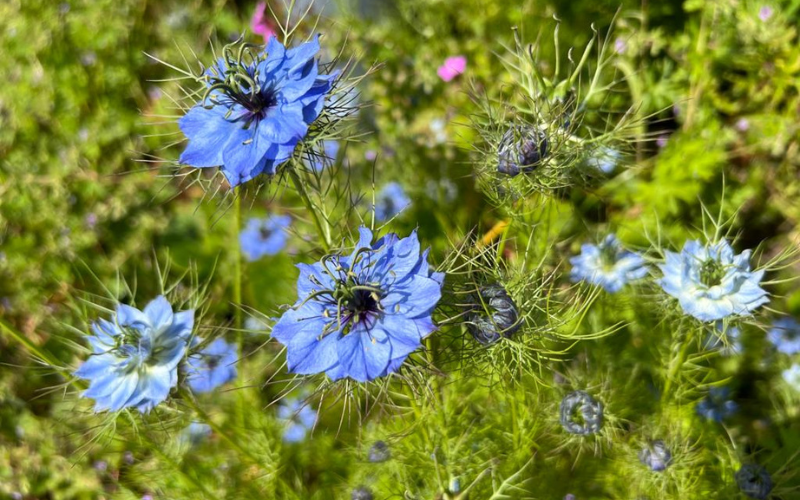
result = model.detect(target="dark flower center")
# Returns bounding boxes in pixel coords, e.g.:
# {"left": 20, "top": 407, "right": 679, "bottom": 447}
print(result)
{"left": 259, "top": 227, "right": 273, "bottom": 240}
{"left": 332, "top": 277, "right": 383, "bottom": 333}
{"left": 699, "top": 259, "right": 725, "bottom": 287}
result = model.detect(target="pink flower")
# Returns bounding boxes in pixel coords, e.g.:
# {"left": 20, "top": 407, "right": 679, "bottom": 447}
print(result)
{"left": 251, "top": 2, "right": 276, "bottom": 42}
{"left": 437, "top": 55, "right": 466, "bottom": 82}
{"left": 759, "top": 6, "right": 774, "bottom": 22}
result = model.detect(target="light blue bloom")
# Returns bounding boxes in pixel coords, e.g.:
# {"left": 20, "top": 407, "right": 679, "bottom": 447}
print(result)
{"left": 278, "top": 396, "right": 317, "bottom": 443}
{"left": 240, "top": 214, "right": 291, "bottom": 261}
{"left": 374, "top": 182, "right": 411, "bottom": 221}
{"left": 659, "top": 239, "right": 768, "bottom": 322}
{"left": 184, "top": 338, "right": 238, "bottom": 393}
{"left": 178, "top": 421, "right": 212, "bottom": 447}
{"left": 767, "top": 317, "right": 800, "bottom": 354}
{"left": 74, "top": 296, "right": 194, "bottom": 413}
{"left": 589, "top": 147, "right": 620, "bottom": 174}
{"left": 696, "top": 386, "right": 738, "bottom": 422}
{"left": 782, "top": 363, "right": 800, "bottom": 391}
{"left": 569, "top": 234, "right": 647, "bottom": 292}
{"left": 310, "top": 140, "right": 340, "bottom": 171}
{"left": 271, "top": 227, "right": 443, "bottom": 382}
{"left": 178, "top": 36, "right": 336, "bottom": 186}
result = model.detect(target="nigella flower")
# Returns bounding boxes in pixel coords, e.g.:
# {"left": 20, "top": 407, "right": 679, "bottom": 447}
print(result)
{"left": 240, "top": 214, "right": 292, "bottom": 261}
{"left": 351, "top": 487, "right": 374, "bottom": 500}
{"left": 178, "top": 37, "right": 336, "bottom": 186}
{"left": 767, "top": 318, "right": 800, "bottom": 354}
{"left": 782, "top": 363, "right": 800, "bottom": 391}
{"left": 497, "top": 125, "right": 548, "bottom": 177}
{"left": 466, "top": 284, "right": 521, "bottom": 345}
{"left": 588, "top": 147, "right": 620, "bottom": 174}
{"left": 74, "top": 296, "right": 194, "bottom": 413}
{"left": 437, "top": 55, "right": 466, "bottom": 82}
{"left": 570, "top": 234, "right": 648, "bottom": 293}
{"left": 639, "top": 440, "right": 672, "bottom": 472}
{"left": 736, "top": 464, "right": 774, "bottom": 500}
{"left": 659, "top": 239, "right": 769, "bottom": 322}
{"left": 367, "top": 440, "right": 391, "bottom": 463}
{"left": 278, "top": 396, "right": 317, "bottom": 443}
{"left": 184, "top": 338, "right": 238, "bottom": 393}
{"left": 178, "top": 421, "right": 212, "bottom": 447}
{"left": 310, "top": 140, "right": 340, "bottom": 171}
{"left": 374, "top": 182, "right": 412, "bottom": 222}
{"left": 271, "top": 227, "right": 443, "bottom": 382}
{"left": 559, "top": 391, "right": 603, "bottom": 435}
{"left": 696, "top": 387, "right": 738, "bottom": 422}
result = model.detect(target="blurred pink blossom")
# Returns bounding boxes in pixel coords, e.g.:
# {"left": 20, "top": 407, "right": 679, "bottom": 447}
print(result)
{"left": 251, "top": 2, "right": 276, "bottom": 42}
{"left": 759, "top": 6, "right": 774, "bottom": 22}
{"left": 437, "top": 56, "right": 466, "bottom": 82}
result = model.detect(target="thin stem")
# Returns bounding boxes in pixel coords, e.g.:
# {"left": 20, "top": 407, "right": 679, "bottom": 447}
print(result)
{"left": 233, "top": 193, "right": 243, "bottom": 334}
{"left": 288, "top": 167, "right": 331, "bottom": 252}
{"left": 663, "top": 329, "right": 694, "bottom": 401}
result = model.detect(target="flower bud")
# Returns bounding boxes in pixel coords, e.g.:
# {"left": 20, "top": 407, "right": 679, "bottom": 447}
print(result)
{"left": 497, "top": 126, "right": 548, "bottom": 176}
{"left": 368, "top": 441, "right": 391, "bottom": 463}
{"left": 638, "top": 440, "right": 671, "bottom": 472}
{"left": 466, "top": 284, "right": 521, "bottom": 345}
{"left": 351, "top": 486, "right": 374, "bottom": 500}
{"left": 559, "top": 391, "right": 603, "bottom": 435}
{"left": 735, "top": 464, "right": 773, "bottom": 500}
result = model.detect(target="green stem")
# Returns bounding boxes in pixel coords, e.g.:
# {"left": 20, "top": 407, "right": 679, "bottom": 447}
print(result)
{"left": 663, "top": 329, "right": 694, "bottom": 401}
{"left": 233, "top": 193, "right": 243, "bottom": 334}
{"left": 288, "top": 167, "right": 331, "bottom": 252}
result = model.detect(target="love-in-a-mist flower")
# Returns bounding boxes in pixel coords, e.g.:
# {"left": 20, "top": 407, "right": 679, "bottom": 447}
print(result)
{"left": 559, "top": 391, "right": 603, "bottom": 435}
{"left": 659, "top": 240, "right": 768, "bottom": 322}
{"left": 240, "top": 214, "right": 292, "bottom": 261}
{"left": 570, "top": 234, "right": 648, "bottom": 293}
{"left": 272, "top": 227, "right": 443, "bottom": 382}
{"left": 278, "top": 396, "right": 317, "bottom": 443}
{"left": 736, "top": 464, "right": 773, "bottom": 500}
{"left": 639, "top": 440, "right": 672, "bottom": 472}
{"left": 466, "top": 284, "right": 521, "bottom": 345}
{"left": 497, "top": 125, "right": 549, "bottom": 177}
{"left": 184, "top": 338, "right": 238, "bottom": 393}
{"left": 696, "top": 386, "right": 738, "bottom": 422}
{"left": 782, "top": 363, "right": 800, "bottom": 391}
{"left": 178, "top": 37, "right": 336, "bottom": 186}
{"left": 588, "top": 147, "right": 620, "bottom": 174}
{"left": 437, "top": 55, "right": 466, "bottom": 82}
{"left": 74, "top": 296, "right": 194, "bottom": 413}
{"left": 767, "top": 317, "right": 800, "bottom": 354}
{"left": 374, "top": 182, "right": 411, "bottom": 221}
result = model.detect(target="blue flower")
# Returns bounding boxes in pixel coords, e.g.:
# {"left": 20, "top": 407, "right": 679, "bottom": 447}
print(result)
{"left": 588, "top": 147, "right": 620, "bottom": 174}
{"left": 278, "top": 396, "right": 317, "bottom": 443}
{"left": 310, "top": 140, "right": 340, "bottom": 171}
{"left": 178, "top": 36, "right": 336, "bottom": 186}
{"left": 569, "top": 234, "right": 647, "bottom": 292}
{"left": 497, "top": 125, "right": 548, "bottom": 176}
{"left": 240, "top": 214, "right": 292, "bottom": 261}
{"left": 696, "top": 386, "right": 738, "bottom": 422}
{"left": 767, "top": 317, "right": 800, "bottom": 354}
{"left": 184, "top": 338, "right": 238, "bottom": 393}
{"left": 74, "top": 296, "right": 194, "bottom": 413}
{"left": 659, "top": 239, "right": 768, "bottom": 322}
{"left": 782, "top": 363, "right": 800, "bottom": 391}
{"left": 271, "top": 227, "right": 443, "bottom": 382}
{"left": 178, "top": 421, "right": 212, "bottom": 447}
{"left": 374, "top": 182, "right": 411, "bottom": 221}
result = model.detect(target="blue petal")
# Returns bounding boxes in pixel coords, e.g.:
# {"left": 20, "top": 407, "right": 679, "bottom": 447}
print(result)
{"left": 178, "top": 106, "right": 234, "bottom": 167}
{"left": 116, "top": 304, "right": 150, "bottom": 329}
{"left": 144, "top": 296, "right": 174, "bottom": 331}
{"left": 335, "top": 330, "right": 391, "bottom": 382}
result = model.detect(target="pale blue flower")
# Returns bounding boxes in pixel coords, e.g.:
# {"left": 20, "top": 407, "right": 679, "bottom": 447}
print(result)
{"left": 782, "top": 363, "right": 800, "bottom": 391}
{"left": 659, "top": 240, "right": 768, "bottom": 322}
{"left": 74, "top": 296, "right": 194, "bottom": 413}
{"left": 589, "top": 147, "right": 620, "bottom": 174}
{"left": 767, "top": 317, "right": 800, "bottom": 354}
{"left": 240, "top": 214, "right": 291, "bottom": 261}
{"left": 696, "top": 386, "right": 738, "bottom": 422}
{"left": 278, "top": 396, "right": 317, "bottom": 443}
{"left": 374, "top": 182, "right": 411, "bottom": 221}
{"left": 184, "top": 338, "right": 238, "bottom": 393}
{"left": 271, "top": 227, "right": 443, "bottom": 382}
{"left": 570, "top": 234, "right": 647, "bottom": 292}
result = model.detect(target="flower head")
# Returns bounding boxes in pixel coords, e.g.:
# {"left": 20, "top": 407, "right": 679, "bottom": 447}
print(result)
{"left": 368, "top": 440, "right": 391, "bottom": 463}
{"left": 588, "top": 147, "right": 620, "bottom": 174}
{"left": 184, "top": 338, "right": 238, "bottom": 393}
{"left": 570, "top": 234, "right": 647, "bottom": 293}
{"left": 639, "top": 440, "right": 672, "bottom": 472}
{"left": 696, "top": 386, "right": 738, "bottom": 422}
{"left": 351, "top": 487, "right": 374, "bottom": 500}
{"left": 374, "top": 182, "right": 411, "bottom": 222}
{"left": 250, "top": 2, "right": 276, "bottom": 42}
{"left": 466, "top": 284, "right": 521, "bottom": 345}
{"left": 767, "top": 317, "right": 800, "bottom": 354}
{"left": 240, "top": 214, "right": 292, "bottom": 261}
{"left": 559, "top": 390, "right": 603, "bottom": 435}
{"left": 736, "top": 464, "right": 773, "bottom": 500}
{"left": 272, "top": 227, "right": 443, "bottom": 382}
{"left": 497, "top": 125, "right": 548, "bottom": 176}
{"left": 74, "top": 296, "right": 194, "bottom": 413}
{"left": 278, "top": 396, "right": 317, "bottom": 443}
{"left": 782, "top": 363, "right": 800, "bottom": 391}
{"left": 759, "top": 6, "right": 774, "bottom": 22}
{"left": 437, "top": 55, "right": 466, "bottom": 82}
{"left": 659, "top": 240, "right": 768, "bottom": 322}
{"left": 178, "top": 37, "right": 336, "bottom": 186}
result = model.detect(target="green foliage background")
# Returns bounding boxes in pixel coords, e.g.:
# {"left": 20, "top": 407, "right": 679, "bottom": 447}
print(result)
{"left": 1, "top": 0, "right": 799, "bottom": 498}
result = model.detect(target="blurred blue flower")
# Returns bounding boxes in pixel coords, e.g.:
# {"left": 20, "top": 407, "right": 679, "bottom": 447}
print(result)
{"left": 278, "top": 396, "right": 317, "bottom": 443}
{"left": 570, "top": 234, "right": 647, "bottom": 293}
{"left": 659, "top": 240, "right": 768, "bottom": 322}
{"left": 310, "top": 140, "right": 340, "bottom": 171}
{"left": 736, "top": 464, "right": 773, "bottom": 500}
{"left": 782, "top": 363, "right": 800, "bottom": 391}
{"left": 767, "top": 317, "right": 800, "bottom": 354}
{"left": 374, "top": 182, "right": 411, "bottom": 221}
{"left": 74, "top": 296, "right": 194, "bottom": 413}
{"left": 184, "top": 338, "right": 238, "bottom": 393}
{"left": 588, "top": 147, "right": 620, "bottom": 174}
{"left": 639, "top": 440, "right": 671, "bottom": 472}
{"left": 272, "top": 227, "right": 443, "bottom": 382}
{"left": 178, "top": 36, "right": 336, "bottom": 186}
{"left": 178, "top": 421, "right": 212, "bottom": 447}
{"left": 497, "top": 125, "right": 548, "bottom": 176}
{"left": 240, "top": 214, "right": 291, "bottom": 261}
{"left": 696, "top": 386, "right": 738, "bottom": 422}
